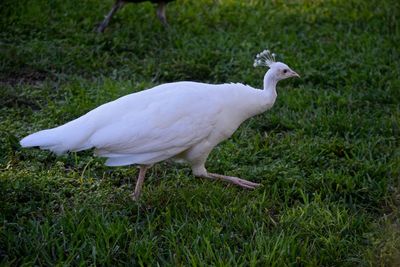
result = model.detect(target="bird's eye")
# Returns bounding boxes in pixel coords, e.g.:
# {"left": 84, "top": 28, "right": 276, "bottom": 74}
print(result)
{"left": 283, "top": 69, "right": 288, "bottom": 74}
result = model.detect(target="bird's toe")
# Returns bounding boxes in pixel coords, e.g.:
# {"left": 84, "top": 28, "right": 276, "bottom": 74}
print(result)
{"left": 130, "top": 192, "right": 139, "bottom": 201}
{"left": 237, "top": 180, "right": 261, "bottom": 190}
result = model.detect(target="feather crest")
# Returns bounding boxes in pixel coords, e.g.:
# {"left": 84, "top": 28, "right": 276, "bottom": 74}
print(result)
{"left": 253, "top": 49, "right": 276, "bottom": 68}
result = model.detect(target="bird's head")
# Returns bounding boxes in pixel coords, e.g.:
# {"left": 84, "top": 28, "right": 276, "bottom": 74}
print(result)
{"left": 254, "top": 50, "right": 300, "bottom": 81}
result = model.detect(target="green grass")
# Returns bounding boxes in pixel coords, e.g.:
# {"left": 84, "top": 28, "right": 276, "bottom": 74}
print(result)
{"left": 1, "top": 0, "right": 399, "bottom": 265}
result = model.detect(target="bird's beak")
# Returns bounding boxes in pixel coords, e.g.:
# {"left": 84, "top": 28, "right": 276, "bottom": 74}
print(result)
{"left": 290, "top": 70, "right": 300, "bottom": 78}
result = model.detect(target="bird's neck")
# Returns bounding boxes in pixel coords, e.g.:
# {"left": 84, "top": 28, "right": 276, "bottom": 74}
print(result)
{"left": 262, "top": 71, "right": 278, "bottom": 101}
{"left": 240, "top": 71, "right": 278, "bottom": 118}
{"left": 263, "top": 71, "right": 277, "bottom": 92}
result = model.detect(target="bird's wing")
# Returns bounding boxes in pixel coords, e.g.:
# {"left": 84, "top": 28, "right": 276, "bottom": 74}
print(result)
{"left": 88, "top": 90, "right": 222, "bottom": 163}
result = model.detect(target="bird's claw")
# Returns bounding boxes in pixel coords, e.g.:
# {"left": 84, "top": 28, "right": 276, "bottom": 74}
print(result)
{"left": 207, "top": 173, "right": 261, "bottom": 190}
{"left": 231, "top": 178, "right": 261, "bottom": 189}
{"left": 235, "top": 179, "right": 261, "bottom": 189}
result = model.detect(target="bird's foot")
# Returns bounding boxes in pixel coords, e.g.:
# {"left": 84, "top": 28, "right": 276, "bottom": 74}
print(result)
{"left": 96, "top": 22, "right": 108, "bottom": 33}
{"left": 130, "top": 192, "right": 140, "bottom": 201}
{"left": 96, "top": 0, "right": 125, "bottom": 33}
{"left": 206, "top": 172, "right": 261, "bottom": 189}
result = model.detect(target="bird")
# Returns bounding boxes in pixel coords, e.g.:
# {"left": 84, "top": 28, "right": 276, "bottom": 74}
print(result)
{"left": 96, "top": 0, "right": 174, "bottom": 32}
{"left": 20, "top": 50, "right": 299, "bottom": 200}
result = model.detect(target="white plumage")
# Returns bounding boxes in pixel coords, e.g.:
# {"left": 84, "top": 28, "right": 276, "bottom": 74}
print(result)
{"left": 20, "top": 50, "right": 299, "bottom": 200}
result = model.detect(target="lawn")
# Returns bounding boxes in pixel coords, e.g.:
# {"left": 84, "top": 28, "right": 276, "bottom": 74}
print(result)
{"left": 0, "top": 0, "right": 399, "bottom": 265}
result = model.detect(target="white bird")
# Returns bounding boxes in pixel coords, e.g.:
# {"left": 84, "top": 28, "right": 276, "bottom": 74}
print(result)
{"left": 20, "top": 50, "right": 299, "bottom": 200}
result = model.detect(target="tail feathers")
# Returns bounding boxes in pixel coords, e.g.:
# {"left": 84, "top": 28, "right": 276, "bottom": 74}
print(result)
{"left": 20, "top": 129, "right": 68, "bottom": 155}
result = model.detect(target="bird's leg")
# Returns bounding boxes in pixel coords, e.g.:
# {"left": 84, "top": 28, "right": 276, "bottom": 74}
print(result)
{"left": 201, "top": 172, "right": 261, "bottom": 189}
{"left": 97, "top": 0, "right": 125, "bottom": 33}
{"left": 156, "top": 1, "right": 168, "bottom": 26}
{"left": 131, "top": 165, "right": 149, "bottom": 201}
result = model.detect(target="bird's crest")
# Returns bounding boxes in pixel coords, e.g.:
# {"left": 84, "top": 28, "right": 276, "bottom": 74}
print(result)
{"left": 253, "top": 49, "right": 276, "bottom": 68}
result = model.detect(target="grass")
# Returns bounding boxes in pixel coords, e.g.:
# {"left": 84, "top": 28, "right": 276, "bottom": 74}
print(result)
{"left": 0, "top": 0, "right": 399, "bottom": 265}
